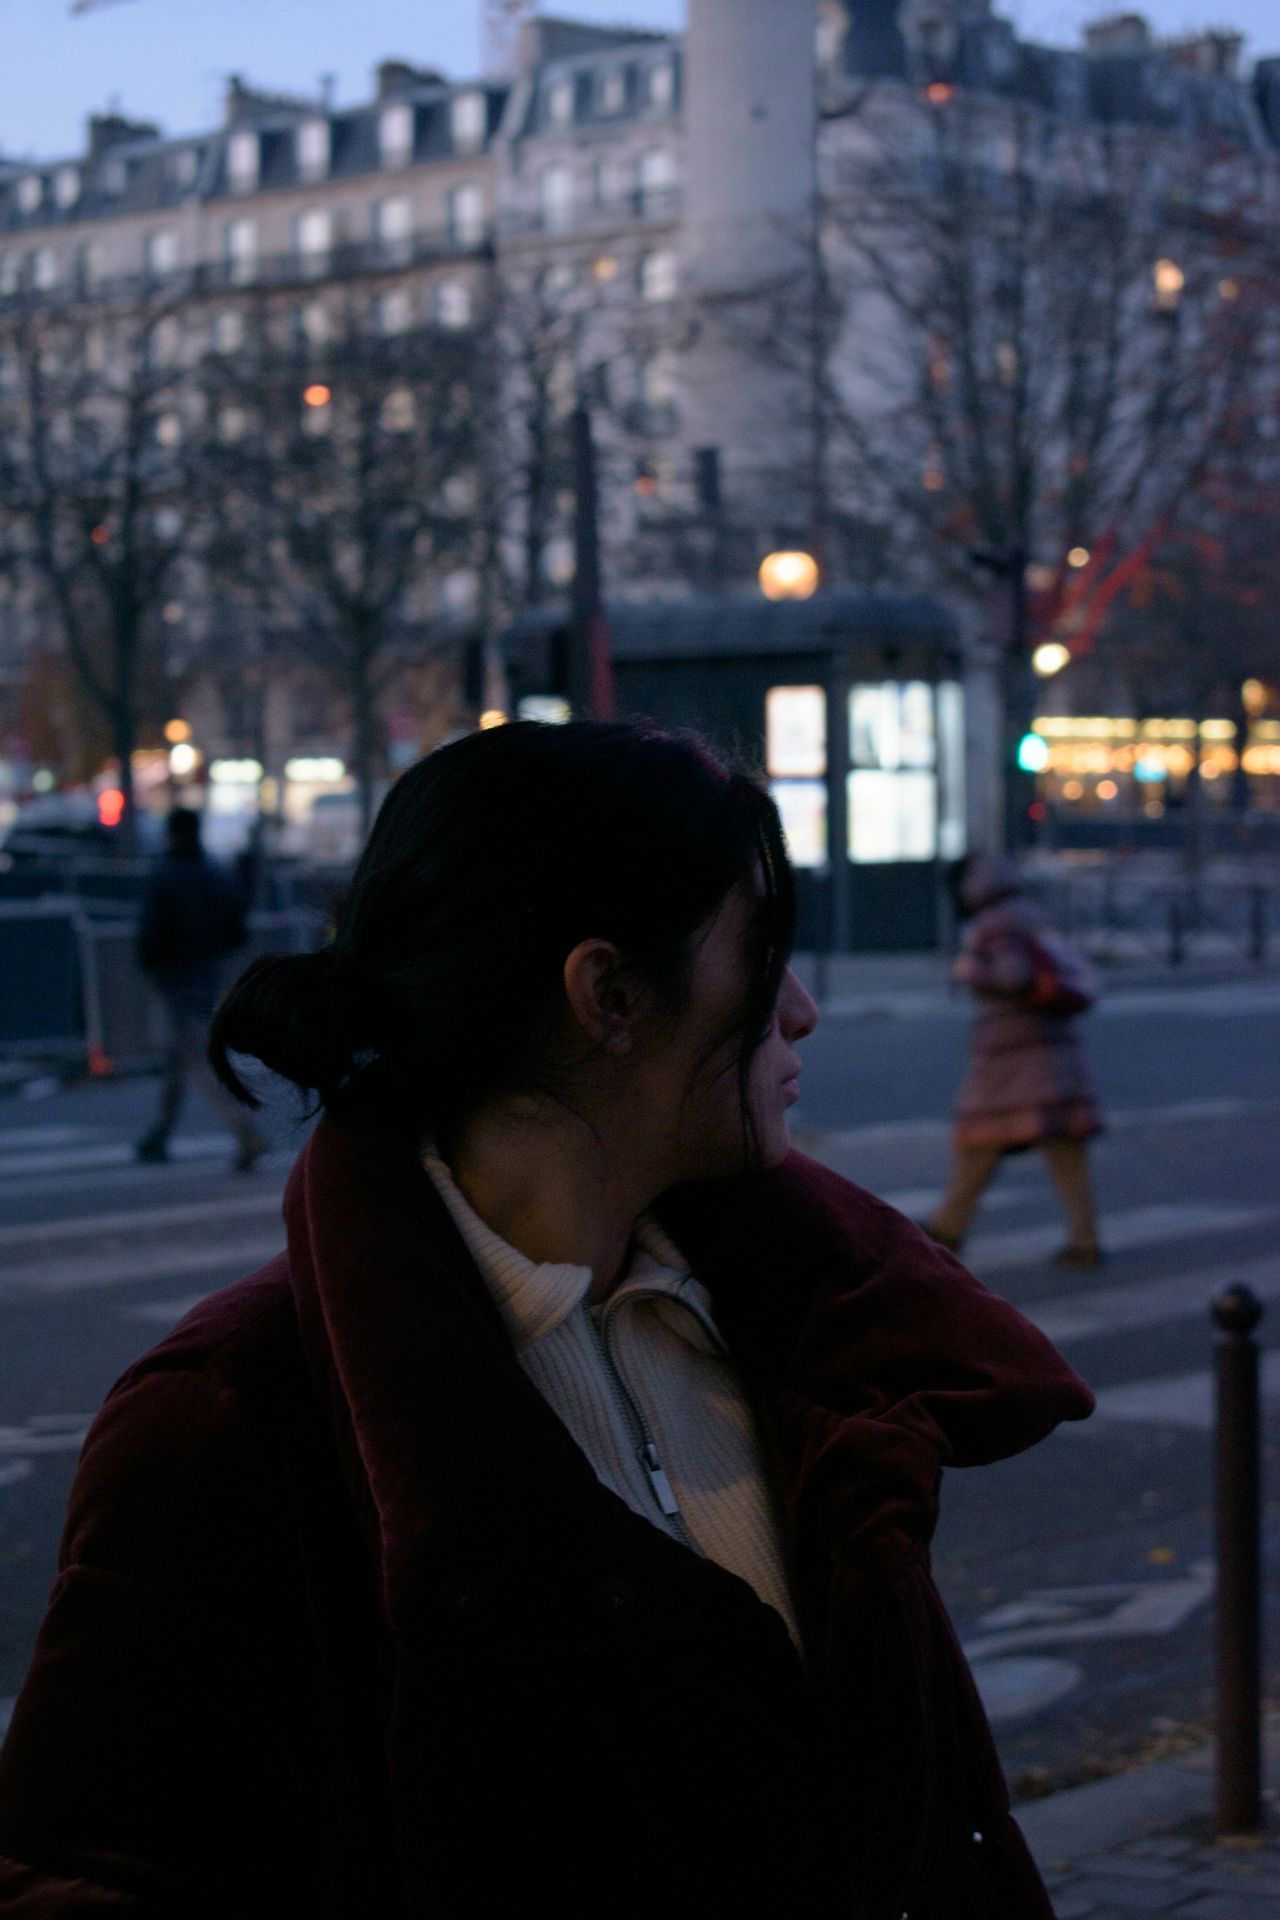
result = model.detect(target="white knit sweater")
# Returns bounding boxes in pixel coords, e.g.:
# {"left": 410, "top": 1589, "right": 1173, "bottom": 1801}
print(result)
{"left": 422, "top": 1144, "right": 802, "bottom": 1648}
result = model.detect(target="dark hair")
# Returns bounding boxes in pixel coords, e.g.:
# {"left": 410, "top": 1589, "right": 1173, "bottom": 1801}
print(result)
{"left": 210, "top": 720, "right": 795, "bottom": 1156}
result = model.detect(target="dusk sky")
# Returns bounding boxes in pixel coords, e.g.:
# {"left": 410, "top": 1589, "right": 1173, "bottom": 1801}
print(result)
{"left": 1, "top": 0, "right": 1276, "bottom": 163}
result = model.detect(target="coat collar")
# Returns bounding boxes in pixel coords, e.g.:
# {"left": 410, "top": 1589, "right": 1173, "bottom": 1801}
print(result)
{"left": 283, "top": 1113, "right": 1094, "bottom": 1629}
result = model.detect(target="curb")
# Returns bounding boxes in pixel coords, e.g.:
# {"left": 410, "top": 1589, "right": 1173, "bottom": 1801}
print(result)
{"left": 1015, "top": 1715, "right": 1280, "bottom": 1870}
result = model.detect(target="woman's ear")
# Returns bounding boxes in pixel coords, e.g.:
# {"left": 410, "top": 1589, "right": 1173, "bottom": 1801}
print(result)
{"left": 562, "top": 940, "right": 642, "bottom": 1054}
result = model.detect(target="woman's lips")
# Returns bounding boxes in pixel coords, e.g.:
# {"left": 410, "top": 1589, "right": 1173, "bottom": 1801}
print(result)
{"left": 782, "top": 1076, "right": 801, "bottom": 1107}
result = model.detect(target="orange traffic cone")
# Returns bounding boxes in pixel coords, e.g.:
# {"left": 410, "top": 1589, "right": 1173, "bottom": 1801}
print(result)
{"left": 87, "top": 1042, "right": 114, "bottom": 1078}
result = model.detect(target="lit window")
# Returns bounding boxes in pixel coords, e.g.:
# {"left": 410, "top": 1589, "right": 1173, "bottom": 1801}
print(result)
{"left": 155, "top": 411, "right": 183, "bottom": 448}
{"left": 227, "top": 130, "right": 260, "bottom": 193}
{"left": 146, "top": 228, "right": 181, "bottom": 279}
{"left": 54, "top": 167, "right": 80, "bottom": 210}
{"left": 447, "top": 182, "right": 486, "bottom": 247}
{"left": 548, "top": 77, "right": 575, "bottom": 128}
{"left": 544, "top": 534, "right": 575, "bottom": 584}
{"left": 436, "top": 280, "right": 472, "bottom": 329}
{"left": 937, "top": 681, "right": 967, "bottom": 858}
{"left": 224, "top": 217, "right": 258, "bottom": 285}
{"left": 17, "top": 175, "right": 42, "bottom": 215}
{"left": 848, "top": 771, "right": 937, "bottom": 863}
{"left": 767, "top": 686, "right": 828, "bottom": 869}
{"left": 212, "top": 308, "right": 245, "bottom": 353}
{"left": 846, "top": 683, "right": 950, "bottom": 864}
{"left": 649, "top": 62, "right": 675, "bottom": 109}
{"left": 297, "top": 119, "right": 331, "bottom": 181}
{"left": 640, "top": 249, "right": 677, "bottom": 301}
{"left": 380, "top": 103, "right": 415, "bottom": 167}
{"left": 32, "top": 247, "right": 59, "bottom": 291}
{"left": 295, "top": 207, "right": 333, "bottom": 270}
{"left": 452, "top": 91, "right": 487, "bottom": 152}
{"left": 377, "top": 286, "right": 414, "bottom": 335}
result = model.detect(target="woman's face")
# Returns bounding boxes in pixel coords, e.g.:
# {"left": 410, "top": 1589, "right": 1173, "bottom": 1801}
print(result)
{"left": 649, "top": 881, "right": 819, "bottom": 1183}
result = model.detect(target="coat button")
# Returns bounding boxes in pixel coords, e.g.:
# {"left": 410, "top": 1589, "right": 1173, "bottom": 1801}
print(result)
{"left": 439, "top": 1575, "right": 487, "bottom": 1620}
{"left": 595, "top": 1576, "right": 640, "bottom": 1622}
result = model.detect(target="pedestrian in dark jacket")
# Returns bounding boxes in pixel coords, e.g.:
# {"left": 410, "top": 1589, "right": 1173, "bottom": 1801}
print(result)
{"left": 925, "top": 851, "right": 1104, "bottom": 1264}
{"left": 0, "top": 725, "right": 1094, "bottom": 1918}
{"left": 134, "top": 806, "right": 266, "bottom": 1171}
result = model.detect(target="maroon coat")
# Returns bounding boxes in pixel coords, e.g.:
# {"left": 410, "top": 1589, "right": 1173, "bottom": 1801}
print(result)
{"left": 0, "top": 1116, "right": 1093, "bottom": 1918}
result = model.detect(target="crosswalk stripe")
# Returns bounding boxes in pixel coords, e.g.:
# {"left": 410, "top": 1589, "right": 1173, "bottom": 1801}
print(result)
{"left": 0, "top": 1234, "right": 282, "bottom": 1301}
{"left": 0, "top": 1190, "right": 283, "bottom": 1253}
{"left": 1080, "top": 1351, "right": 1280, "bottom": 1431}
{"left": 0, "top": 1132, "right": 247, "bottom": 1179}
{"left": 962, "top": 1203, "right": 1272, "bottom": 1275}
{"left": 1026, "top": 1252, "right": 1280, "bottom": 1344}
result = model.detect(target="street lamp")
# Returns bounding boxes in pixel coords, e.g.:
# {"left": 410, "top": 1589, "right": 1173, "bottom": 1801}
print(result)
{"left": 1033, "top": 641, "right": 1071, "bottom": 677}
{"left": 759, "top": 550, "right": 820, "bottom": 602}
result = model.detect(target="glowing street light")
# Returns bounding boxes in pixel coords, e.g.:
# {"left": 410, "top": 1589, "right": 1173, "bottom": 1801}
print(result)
{"left": 759, "top": 550, "right": 820, "bottom": 602}
{"left": 1033, "top": 641, "right": 1071, "bottom": 677}
{"left": 302, "top": 383, "right": 332, "bottom": 408}
{"left": 163, "top": 717, "right": 192, "bottom": 744}
{"left": 1153, "top": 258, "right": 1184, "bottom": 309}
{"left": 1066, "top": 545, "right": 1091, "bottom": 570}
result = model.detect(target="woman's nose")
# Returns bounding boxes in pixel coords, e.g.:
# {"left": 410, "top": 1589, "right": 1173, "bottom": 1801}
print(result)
{"left": 779, "top": 966, "right": 819, "bottom": 1040}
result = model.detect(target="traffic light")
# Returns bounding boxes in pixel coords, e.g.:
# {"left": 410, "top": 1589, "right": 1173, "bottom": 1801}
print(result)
{"left": 1016, "top": 731, "right": 1049, "bottom": 774}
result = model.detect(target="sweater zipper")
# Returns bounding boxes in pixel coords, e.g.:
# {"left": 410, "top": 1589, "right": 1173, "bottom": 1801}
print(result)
{"left": 588, "top": 1297, "right": 696, "bottom": 1551}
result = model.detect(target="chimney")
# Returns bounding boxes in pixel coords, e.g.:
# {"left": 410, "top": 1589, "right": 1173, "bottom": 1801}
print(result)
{"left": 87, "top": 111, "right": 160, "bottom": 158}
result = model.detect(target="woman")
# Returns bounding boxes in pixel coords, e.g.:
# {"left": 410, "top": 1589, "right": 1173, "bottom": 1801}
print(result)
{"left": 0, "top": 724, "right": 1092, "bottom": 1918}
{"left": 925, "top": 852, "right": 1104, "bottom": 1264}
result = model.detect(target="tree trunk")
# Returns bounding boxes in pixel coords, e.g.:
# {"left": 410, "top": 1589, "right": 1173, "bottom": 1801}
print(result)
{"left": 348, "top": 648, "right": 381, "bottom": 847}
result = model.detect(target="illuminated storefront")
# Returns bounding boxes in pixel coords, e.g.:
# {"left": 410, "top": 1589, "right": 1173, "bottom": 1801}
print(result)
{"left": 1032, "top": 714, "right": 1280, "bottom": 816}
{"left": 506, "top": 591, "right": 965, "bottom": 950}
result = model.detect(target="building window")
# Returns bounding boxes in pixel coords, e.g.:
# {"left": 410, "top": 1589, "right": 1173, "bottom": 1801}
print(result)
{"left": 374, "top": 194, "right": 413, "bottom": 264}
{"left": 224, "top": 216, "right": 258, "bottom": 285}
{"left": 297, "top": 118, "right": 331, "bottom": 181}
{"left": 638, "top": 147, "right": 675, "bottom": 214}
{"left": 150, "top": 315, "right": 182, "bottom": 366}
{"left": 376, "top": 286, "right": 414, "bottom": 335}
{"left": 649, "top": 61, "right": 675, "bottom": 109}
{"left": 32, "top": 247, "right": 58, "bottom": 291}
{"left": 295, "top": 206, "right": 334, "bottom": 272}
{"left": 639, "top": 350, "right": 677, "bottom": 413}
{"left": 0, "top": 254, "right": 18, "bottom": 296}
{"left": 299, "top": 300, "right": 331, "bottom": 345}
{"left": 447, "top": 182, "right": 486, "bottom": 248}
{"left": 17, "top": 175, "right": 42, "bottom": 215}
{"left": 640, "top": 249, "right": 677, "bottom": 301}
{"left": 539, "top": 260, "right": 576, "bottom": 302}
{"left": 846, "top": 681, "right": 954, "bottom": 864}
{"left": 380, "top": 103, "right": 415, "bottom": 167}
{"left": 440, "top": 569, "right": 478, "bottom": 616}
{"left": 227, "top": 130, "right": 260, "bottom": 193}
{"left": 100, "top": 156, "right": 127, "bottom": 196}
{"left": 171, "top": 146, "right": 200, "bottom": 189}
{"left": 548, "top": 77, "right": 575, "bottom": 128}
{"left": 597, "top": 68, "right": 627, "bottom": 114}
{"left": 54, "top": 167, "right": 80, "bottom": 210}
{"left": 435, "top": 280, "right": 472, "bottom": 328}
{"left": 78, "top": 241, "right": 107, "bottom": 289}
{"left": 146, "top": 228, "right": 181, "bottom": 280}
{"left": 380, "top": 386, "right": 416, "bottom": 432}
{"left": 767, "top": 686, "right": 828, "bottom": 869}
{"left": 543, "top": 534, "right": 575, "bottom": 584}
{"left": 217, "top": 405, "right": 248, "bottom": 444}
{"left": 452, "top": 90, "right": 487, "bottom": 153}
{"left": 155, "top": 411, "right": 183, "bottom": 449}
{"left": 540, "top": 163, "right": 574, "bottom": 232}
{"left": 212, "top": 308, "right": 245, "bottom": 353}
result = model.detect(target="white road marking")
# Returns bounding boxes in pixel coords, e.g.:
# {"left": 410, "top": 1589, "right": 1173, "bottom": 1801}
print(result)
{"left": 0, "top": 1190, "right": 283, "bottom": 1252}
{"left": 0, "top": 1125, "right": 90, "bottom": 1151}
{"left": 119, "top": 1296, "right": 208, "bottom": 1325}
{"left": 969, "top": 1656, "right": 1084, "bottom": 1726}
{"left": 0, "top": 1234, "right": 283, "bottom": 1300}
{"left": 962, "top": 1565, "right": 1215, "bottom": 1661}
{"left": 0, "top": 1132, "right": 270, "bottom": 1179}
{"left": 1027, "top": 1252, "right": 1280, "bottom": 1343}
{"left": 0, "top": 1416, "right": 92, "bottom": 1454}
{"left": 963, "top": 1203, "right": 1271, "bottom": 1275}
{"left": 1083, "top": 1350, "right": 1280, "bottom": 1430}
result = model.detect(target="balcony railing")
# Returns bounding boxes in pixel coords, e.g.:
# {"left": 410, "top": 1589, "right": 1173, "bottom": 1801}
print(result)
{"left": 0, "top": 223, "right": 494, "bottom": 312}
{"left": 499, "top": 184, "right": 682, "bottom": 241}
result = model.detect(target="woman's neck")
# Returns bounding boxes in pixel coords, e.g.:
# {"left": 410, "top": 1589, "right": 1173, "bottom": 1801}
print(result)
{"left": 440, "top": 1101, "right": 658, "bottom": 1305}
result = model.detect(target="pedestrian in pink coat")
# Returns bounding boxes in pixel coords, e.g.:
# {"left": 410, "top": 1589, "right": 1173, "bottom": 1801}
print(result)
{"left": 925, "top": 852, "right": 1105, "bottom": 1264}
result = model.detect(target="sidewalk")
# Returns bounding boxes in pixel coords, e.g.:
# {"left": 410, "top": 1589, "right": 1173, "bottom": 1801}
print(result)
{"left": 1018, "top": 1714, "right": 1280, "bottom": 1916}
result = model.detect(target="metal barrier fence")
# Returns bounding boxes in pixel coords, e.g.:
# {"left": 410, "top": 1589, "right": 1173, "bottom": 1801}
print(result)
{"left": 1029, "top": 866, "right": 1277, "bottom": 969}
{"left": 0, "top": 905, "right": 321, "bottom": 1074}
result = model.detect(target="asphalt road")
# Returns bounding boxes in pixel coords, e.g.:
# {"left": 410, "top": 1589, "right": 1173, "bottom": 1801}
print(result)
{"left": 2, "top": 971, "right": 1278, "bottom": 1800}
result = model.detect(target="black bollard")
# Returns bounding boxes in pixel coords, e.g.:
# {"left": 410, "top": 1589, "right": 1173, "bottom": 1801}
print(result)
{"left": 1212, "top": 1283, "right": 1264, "bottom": 1837}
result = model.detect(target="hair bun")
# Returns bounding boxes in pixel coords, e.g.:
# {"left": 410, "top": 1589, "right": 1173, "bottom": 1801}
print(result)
{"left": 209, "top": 947, "right": 364, "bottom": 1108}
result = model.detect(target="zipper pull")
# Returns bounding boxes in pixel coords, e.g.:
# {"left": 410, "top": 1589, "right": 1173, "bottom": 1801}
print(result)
{"left": 641, "top": 1441, "right": 681, "bottom": 1519}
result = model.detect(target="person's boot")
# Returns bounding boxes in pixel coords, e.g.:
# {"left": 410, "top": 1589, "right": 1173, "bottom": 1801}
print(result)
{"left": 135, "top": 1132, "right": 169, "bottom": 1165}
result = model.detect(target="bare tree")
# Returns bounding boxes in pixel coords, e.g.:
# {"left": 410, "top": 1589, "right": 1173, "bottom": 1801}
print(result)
{"left": 201, "top": 292, "right": 482, "bottom": 834}
{"left": 0, "top": 291, "right": 201, "bottom": 843}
